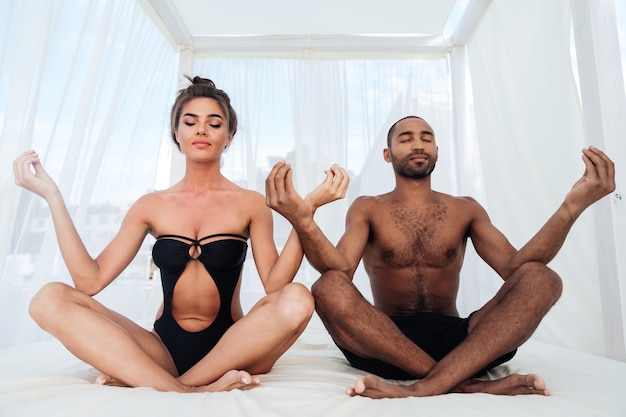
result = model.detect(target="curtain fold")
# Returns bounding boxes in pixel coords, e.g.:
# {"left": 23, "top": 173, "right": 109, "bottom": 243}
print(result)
{"left": 189, "top": 58, "right": 453, "bottom": 296}
{"left": 467, "top": 0, "right": 625, "bottom": 358}
{"left": 0, "top": 0, "right": 178, "bottom": 347}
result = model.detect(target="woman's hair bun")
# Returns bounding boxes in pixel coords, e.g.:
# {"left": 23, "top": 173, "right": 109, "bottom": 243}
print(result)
{"left": 188, "top": 75, "right": 215, "bottom": 88}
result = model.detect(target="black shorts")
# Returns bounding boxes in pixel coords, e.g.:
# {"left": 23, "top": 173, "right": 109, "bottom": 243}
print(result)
{"left": 338, "top": 311, "right": 516, "bottom": 380}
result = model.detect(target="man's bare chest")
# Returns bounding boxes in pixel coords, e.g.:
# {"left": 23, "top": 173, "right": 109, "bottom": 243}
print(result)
{"left": 368, "top": 204, "right": 466, "bottom": 268}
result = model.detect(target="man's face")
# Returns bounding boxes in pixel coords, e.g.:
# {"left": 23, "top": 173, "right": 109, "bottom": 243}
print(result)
{"left": 385, "top": 117, "right": 438, "bottom": 179}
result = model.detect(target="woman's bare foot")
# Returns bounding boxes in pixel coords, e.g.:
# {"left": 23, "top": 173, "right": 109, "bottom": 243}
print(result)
{"left": 347, "top": 373, "right": 548, "bottom": 399}
{"left": 347, "top": 375, "right": 414, "bottom": 398}
{"left": 95, "top": 370, "right": 260, "bottom": 392}
{"left": 95, "top": 373, "right": 128, "bottom": 387}
{"left": 196, "top": 370, "right": 261, "bottom": 392}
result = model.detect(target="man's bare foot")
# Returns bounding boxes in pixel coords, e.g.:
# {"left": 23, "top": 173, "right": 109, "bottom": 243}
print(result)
{"left": 347, "top": 373, "right": 549, "bottom": 399}
{"left": 196, "top": 370, "right": 261, "bottom": 393}
{"left": 459, "top": 373, "right": 548, "bottom": 396}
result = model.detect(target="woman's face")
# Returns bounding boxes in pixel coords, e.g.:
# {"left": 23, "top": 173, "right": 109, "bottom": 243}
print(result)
{"left": 175, "top": 97, "right": 232, "bottom": 160}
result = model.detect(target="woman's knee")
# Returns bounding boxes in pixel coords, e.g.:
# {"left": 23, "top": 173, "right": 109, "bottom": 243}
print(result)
{"left": 275, "top": 282, "right": 314, "bottom": 327}
{"left": 29, "top": 282, "right": 74, "bottom": 325}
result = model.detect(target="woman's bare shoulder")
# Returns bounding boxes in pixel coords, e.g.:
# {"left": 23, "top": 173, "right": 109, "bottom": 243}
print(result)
{"left": 132, "top": 190, "right": 170, "bottom": 208}
{"left": 228, "top": 186, "right": 265, "bottom": 205}
{"left": 125, "top": 190, "right": 177, "bottom": 223}
{"left": 221, "top": 187, "right": 269, "bottom": 224}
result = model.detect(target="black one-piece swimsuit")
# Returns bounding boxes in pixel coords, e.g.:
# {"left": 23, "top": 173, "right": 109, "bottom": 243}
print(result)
{"left": 152, "top": 233, "right": 247, "bottom": 375}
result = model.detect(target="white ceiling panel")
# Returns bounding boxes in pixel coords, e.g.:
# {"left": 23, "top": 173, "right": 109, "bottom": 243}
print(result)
{"left": 144, "top": 0, "right": 490, "bottom": 55}
{"left": 173, "top": 0, "right": 456, "bottom": 35}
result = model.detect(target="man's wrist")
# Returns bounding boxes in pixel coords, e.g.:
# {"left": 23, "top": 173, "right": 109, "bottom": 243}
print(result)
{"left": 558, "top": 200, "right": 582, "bottom": 223}
{"left": 294, "top": 215, "right": 317, "bottom": 235}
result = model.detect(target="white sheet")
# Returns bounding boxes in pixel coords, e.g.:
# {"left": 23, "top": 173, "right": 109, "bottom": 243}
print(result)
{"left": 1, "top": 313, "right": 625, "bottom": 417}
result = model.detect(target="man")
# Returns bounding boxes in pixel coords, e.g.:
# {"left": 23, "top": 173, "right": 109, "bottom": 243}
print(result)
{"left": 265, "top": 116, "right": 615, "bottom": 398}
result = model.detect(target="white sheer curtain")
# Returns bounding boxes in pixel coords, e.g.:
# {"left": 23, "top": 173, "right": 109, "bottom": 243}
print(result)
{"left": 0, "top": 0, "right": 178, "bottom": 348}
{"left": 183, "top": 57, "right": 454, "bottom": 302}
{"left": 467, "top": 0, "right": 626, "bottom": 359}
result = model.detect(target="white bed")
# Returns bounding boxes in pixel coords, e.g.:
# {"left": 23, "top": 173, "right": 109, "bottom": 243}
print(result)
{"left": 1, "top": 309, "right": 625, "bottom": 417}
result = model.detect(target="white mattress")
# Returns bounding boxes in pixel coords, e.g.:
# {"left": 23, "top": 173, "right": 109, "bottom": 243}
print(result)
{"left": 1, "top": 313, "right": 625, "bottom": 417}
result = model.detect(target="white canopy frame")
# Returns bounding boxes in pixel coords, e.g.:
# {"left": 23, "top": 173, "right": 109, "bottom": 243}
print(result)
{"left": 143, "top": 0, "right": 626, "bottom": 360}
{"left": 0, "top": 0, "right": 623, "bottom": 363}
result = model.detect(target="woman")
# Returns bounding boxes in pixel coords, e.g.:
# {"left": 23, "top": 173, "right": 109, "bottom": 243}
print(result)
{"left": 13, "top": 76, "right": 349, "bottom": 393}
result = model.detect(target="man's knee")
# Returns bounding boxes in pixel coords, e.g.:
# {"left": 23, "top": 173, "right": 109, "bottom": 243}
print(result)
{"left": 29, "top": 282, "right": 73, "bottom": 325}
{"left": 311, "top": 270, "right": 349, "bottom": 302}
{"left": 311, "top": 270, "right": 357, "bottom": 315}
{"left": 515, "top": 262, "right": 563, "bottom": 304}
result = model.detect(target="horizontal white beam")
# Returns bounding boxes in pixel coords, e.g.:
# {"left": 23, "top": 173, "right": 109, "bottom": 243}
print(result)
{"left": 191, "top": 34, "right": 453, "bottom": 59}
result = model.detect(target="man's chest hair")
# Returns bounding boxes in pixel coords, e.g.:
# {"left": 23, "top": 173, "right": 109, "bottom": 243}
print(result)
{"left": 371, "top": 205, "right": 462, "bottom": 267}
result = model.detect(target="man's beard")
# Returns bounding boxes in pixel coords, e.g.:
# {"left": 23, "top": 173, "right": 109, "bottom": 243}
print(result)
{"left": 390, "top": 151, "right": 437, "bottom": 179}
